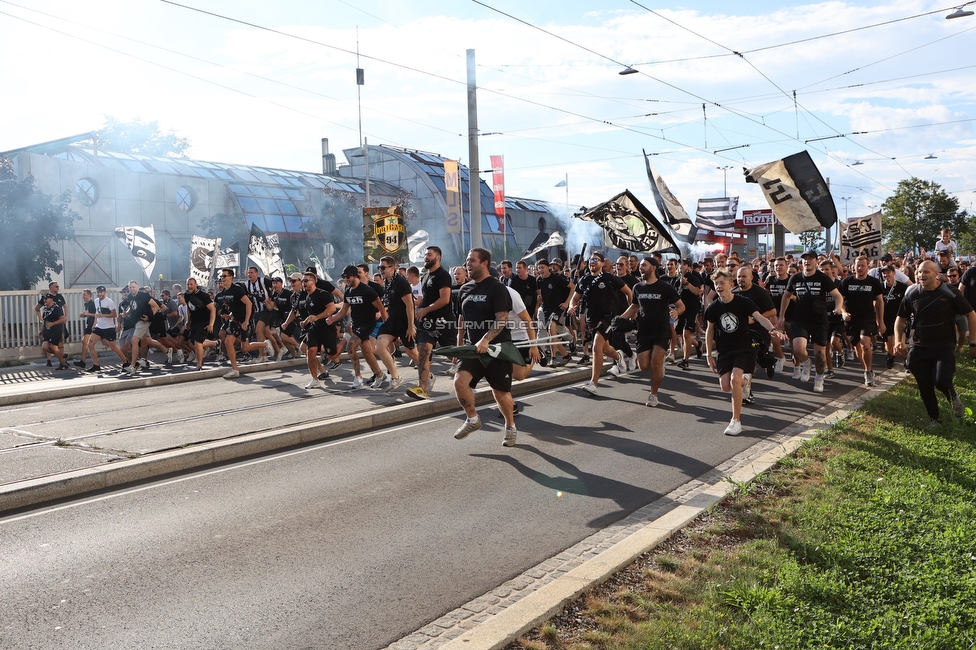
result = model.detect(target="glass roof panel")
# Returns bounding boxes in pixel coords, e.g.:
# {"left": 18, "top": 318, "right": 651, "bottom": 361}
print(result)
{"left": 230, "top": 169, "right": 260, "bottom": 183}
{"left": 237, "top": 196, "right": 260, "bottom": 212}
{"left": 267, "top": 186, "right": 289, "bottom": 199}
{"left": 264, "top": 214, "right": 286, "bottom": 232}
{"left": 256, "top": 197, "right": 278, "bottom": 212}
{"left": 211, "top": 169, "right": 233, "bottom": 180}
{"left": 145, "top": 160, "right": 179, "bottom": 175}
{"left": 283, "top": 215, "right": 304, "bottom": 233}
{"left": 252, "top": 171, "right": 277, "bottom": 184}
{"left": 247, "top": 185, "right": 271, "bottom": 197}
{"left": 228, "top": 184, "right": 249, "bottom": 195}
{"left": 121, "top": 160, "right": 149, "bottom": 173}
{"left": 275, "top": 199, "right": 298, "bottom": 214}
{"left": 245, "top": 214, "right": 266, "bottom": 230}
{"left": 300, "top": 176, "right": 326, "bottom": 188}
{"left": 284, "top": 188, "right": 304, "bottom": 200}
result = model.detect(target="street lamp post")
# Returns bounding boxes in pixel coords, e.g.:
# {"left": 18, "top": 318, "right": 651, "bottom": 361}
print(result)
{"left": 716, "top": 165, "right": 733, "bottom": 197}
{"left": 555, "top": 174, "right": 568, "bottom": 215}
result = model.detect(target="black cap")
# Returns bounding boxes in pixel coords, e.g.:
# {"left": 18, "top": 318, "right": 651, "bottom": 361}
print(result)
{"left": 681, "top": 257, "right": 693, "bottom": 266}
{"left": 800, "top": 250, "right": 819, "bottom": 260}
{"left": 881, "top": 253, "right": 893, "bottom": 262}
{"left": 305, "top": 266, "right": 318, "bottom": 275}
{"left": 488, "top": 265, "right": 499, "bottom": 278}
{"left": 881, "top": 264, "right": 896, "bottom": 274}
{"left": 43, "top": 293, "right": 55, "bottom": 301}
{"left": 96, "top": 285, "right": 107, "bottom": 292}
{"left": 341, "top": 265, "right": 359, "bottom": 278}
{"left": 272, "top": 276, "right": 283, "bottom": 283}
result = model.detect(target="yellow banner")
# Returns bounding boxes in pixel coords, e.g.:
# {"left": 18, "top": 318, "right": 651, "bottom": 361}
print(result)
{"left": 444, "top": 160, "right": 459, "bottom": 192}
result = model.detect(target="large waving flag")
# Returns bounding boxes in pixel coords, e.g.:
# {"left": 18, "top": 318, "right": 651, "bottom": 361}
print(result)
{"left": 695, "top": 197, "right": 739, "bottom": 230}
{"left": 247, "top": 223, "right": 285, "bottom": 279}
{"left": 644, "top": 151, "right": 697, "bottom": 243}
{"left": 576, "top": 190, "right": 679, "bottom": 254}
{"left": 189, "top": 235, "right": 219, "bottom": 287}
{"left": 744, "top": 151, "right": 836, "bottom": 234}
{"left": 116, "top": 225, "right": 156, "bottom": 279}
{"left": 841, "top": 212, "right": 883, "bottom": 262}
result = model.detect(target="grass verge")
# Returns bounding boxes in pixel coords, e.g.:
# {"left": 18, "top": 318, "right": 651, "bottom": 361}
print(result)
{"left": 509, "top": 356, "right": 976, "bottom": 650}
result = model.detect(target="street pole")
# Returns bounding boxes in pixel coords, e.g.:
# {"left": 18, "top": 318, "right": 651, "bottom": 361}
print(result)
{"left": 466, "top": 49, "right": 482, "bottom": 249}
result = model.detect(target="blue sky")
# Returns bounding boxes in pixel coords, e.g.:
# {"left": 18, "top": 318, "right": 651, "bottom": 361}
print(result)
{"left": 2, "top": 0, "right": 974, "bottom": 232}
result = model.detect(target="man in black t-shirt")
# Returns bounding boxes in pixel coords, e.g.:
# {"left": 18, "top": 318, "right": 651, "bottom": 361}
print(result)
{"left": 375, "top": 255, "right": 416, "bottom": 392}
{"left": 214, "top": 268, "right": 273, "bottom": 379}
{"left": 509, "top": 261, "right": 539, "bottom": 319}
{"left": 676, "top": 258, "right": 705, "bottom": 370}
{"left": 780, "top": 250, "right": 844, "bottom": 393}
{"left": 35, "top": 281, "right": 67, "bottom": 367}
{"left": 894, "top": 260, "right": 976, "bottom": 426}
{"left": 293, "top": 271, "right": 339, "bottom": 389}
{"left": 840, "top": 256, "right": 886, "bottom": 386}
{"left": 332, "top": 265, "right": 388, "bottom": 389}
{"left": 567, "top": 252, "right": 632, "bottom": 396}
{"left": 880, "top": 265, "right": 909, "bottom": 369}
{"left": 410, "top": 246, "right": 453, "bottom": 400}
{"left": 276, "top": 274, "right": 305, "bottom": 358}
{"left": 537, "top": 259, "right": 572, "bottom": 364}
{"left": 39, "top": 293, "right": 69, "bottom": 369}
{"left": 245, "top": 266, "right": 277, "bottom": 360}
{"left": 733, "top": 265, "right": 778, "bottom": 403}
{"left": 184, "top": 277, "right": 218, "bottom": 370}
{"left": 895, "top": 260, "right": 976, "bottom": 428}
{"left": 618, "top": 257, "right": 683, "bottom": 406}
{"left": 452, "top": 247, "right": 518, "bottom": 446}
{"left": 706, "top": 269, "right": 787, "bottom": 437}
{"left": 764, "top": 257, "right": 792, "bottom": 372}
{"left": 121, "top": 281, "right": 167, "bottom": 376}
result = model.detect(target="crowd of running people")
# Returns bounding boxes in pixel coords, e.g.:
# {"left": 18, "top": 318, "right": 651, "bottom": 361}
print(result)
{"left": 35, "top": 225, "right": 976, "bottom": 439}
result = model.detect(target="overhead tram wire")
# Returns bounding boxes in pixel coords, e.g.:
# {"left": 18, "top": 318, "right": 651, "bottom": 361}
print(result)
{"left": 0, "top": 0, "right": 463, "bottom": 139}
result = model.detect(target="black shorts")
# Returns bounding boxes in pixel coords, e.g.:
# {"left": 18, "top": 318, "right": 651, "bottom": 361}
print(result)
{"left": 636, "top": 330, "right": 671, "bottom": 354}
{"left": 281, "top": 321, "right": 299, "bottom": 339}
{"left": 415, "top": 319, "right": 443, "bottom": 346}
{"left": 676, "top": 303, "right": 699, "bottom": 332}
{"left": 304, "top": 325, "right": 337, "bottom": 355}
{"left": 845, "top": 316, "right": 878, "bottom": 339}
{"left": 377, "top": 319, "right": 416, "bottom": 349}
{"left": 459, "top": 357, "right": 513, "bottom": 392}
{"left": 544, "top": 309, "right": 567, "bottom": 327}
{"left": 257, "top": 310, "right": 273, "bottom": 326}
{"left": 42, "top": 329, "right": 64, "bottom": 345}
{"left": 716, "top": 347, "right": 757, "bottom": 377}
{"left": 585, "top": 315, "right": 613, "bottom": 341}
{"left": 827, "top": 317, "right": 845, "bottom": 337}
{"left": 188, "top": 323, "right": 211, "bottom": 344}
{"left": 91, "top": 326, "right": 116, "bottom": 342}
{"left": 350, "top": 323, "right": 373, "bottom": 344}
{"left": 83, "top": 322, "right": 94, "bottom": 335}
{"left": 149, "top": 321, "right": 167, "bottom": 338}
{"left": 792, "top": 317, "right": 829, "bottom": 347}
{"left": 220, "top": 318, "right": 245, "bottom": 339}
{"left": 167, "top": 326, "right": 183, "bottom": 338}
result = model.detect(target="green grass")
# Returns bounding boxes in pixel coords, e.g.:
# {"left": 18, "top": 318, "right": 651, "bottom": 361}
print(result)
{"left": 512, "top": 355, "right": 976, "bottom": 650}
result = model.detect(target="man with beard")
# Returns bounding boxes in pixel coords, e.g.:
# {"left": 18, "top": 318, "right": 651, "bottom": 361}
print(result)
{"left": 332, "top": 265, "right": 389, "bottom": 389}
{"left": 536, "top": 259, "right": 572, "bottom": 366}
{"left": 451, "top": 248, "right": 517, "bottom": 446}
{"left": 894, "top": 260, "right": 976, "bottom": 427}
{"left": 183, "top": 277, "right": 218, "bottom": 370}
{"left": 675, "top": 258, "right": 705, "bottom": 370}
{"left": 840, "top": 256, "right": 886, "bottom": 386}
{"left": 880, "top": 265, "right": 909, "bottom": 369}
{"left": 214, "top": 269, "right": 273, "bottom": 379}
{"left": 617, "top": 257, "right": 683, "bottom": 406}
{"left": 706, "top": 269, "right": 787, "bottom": 436}
{"left": 375, "top": 255, "right": 416, "bottom": 392}
{"left": 732, "top": 264, "right": 778, "bottom": 404}
{"left": 509, "top": 260, "right": 539, "bottom": 325}
{"left": 277, "top": 274, "right": 306, "bottom": 358}
{"left": 35, "top": 281, "right": 67, "bottom": 367}
{"left": 567, "top": 252, "right": 632, "bottom": 396}
{"left": 407, "top": 246, "right": 453, "bottom": 400}
{"left": 296, "top": 271, "right": 339, "bottom": 389}
{"left": 779, "top": 251, "right": 844, "bottom": 394}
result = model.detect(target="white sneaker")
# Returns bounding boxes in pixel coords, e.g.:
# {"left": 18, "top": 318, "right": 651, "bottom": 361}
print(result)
{"left": 813, "top": 374, "right": 824, "bottom": 393}
{"left": 791, "top": 364, "right": 801, "bottom": 380}
{"left": 426, "top": 375, "right": 436, "bottom": 393}
{"left": 386, "top": 376, "right": 405, "bottom": 392}
{"left": 166, "top": 349, "right": 173, "bottom": 364}
{"left": 370, "top": 374, "right": 388, "bottom": 389}
{"left": 645, "top": 392, "right": 659, "bottom": 407}
{"left": 581, "top": 381, "right": 598, "bottom": 395}
{"left": 351, "top": 376, "right": 365, "bottom": 389}
{"left": 864, "top": 370, "right": 875, "bottom": 387}
{"left": 774, "top": 358, "right": 784, "bottom": 374}
{"left": 276, "top": 347, "right": 285, "bottom": 362}
{"left": 615, "top": 355, "right": 627, "bottom": 375}
{"left": 176, "top": 349, "right": 185, "bottom": 364}
{"left": 502, "top": 427, "right": 517, "bottom": 447}
{"left": 304, "top": 379, "right": 322, "bottom": 389}
{"left": 665, "top": 352, "right": 675, "bottom": 365}
{"left": 742, "top": 373, "right": 752, "bottom": 399}
{"left": 447, "top": 360, "right": 460, "bottom": 376}
{"left": 608, "top": 364, "right": 621, "bottom": 377}
{"left": 264, "top": 340, "right": 274, "bottom": 358}
{"left": 629, "top": 353, "right": 638, "bottom": 371}
{"left": 799, "top": 359, "right": 812, "bottom": 382}
{"left": 723, "top": 419, "right": 742, "bottom": 436}
{"left": 223, "top": 369, "right": 240, "bottom": 379}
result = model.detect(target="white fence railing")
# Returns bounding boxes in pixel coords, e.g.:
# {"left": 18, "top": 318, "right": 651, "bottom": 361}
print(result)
{"left": 1, "top": 288, "right": 123, "bottom": 360}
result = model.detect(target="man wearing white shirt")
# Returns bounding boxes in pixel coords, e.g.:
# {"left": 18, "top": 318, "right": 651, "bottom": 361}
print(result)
{"left": 85, "top": 286, "right": 128, "bottom": 372}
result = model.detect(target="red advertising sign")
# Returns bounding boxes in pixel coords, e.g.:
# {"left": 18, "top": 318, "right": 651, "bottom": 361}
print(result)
{"left": 740, "top": 209, "right": 775, "bottom": 227}
{"left": 490, "top": 155, "right": 505, "bottom": 233}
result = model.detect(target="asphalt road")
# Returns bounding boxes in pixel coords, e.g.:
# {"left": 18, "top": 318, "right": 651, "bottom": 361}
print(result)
{"left": 0, "top": 363, "right": 867, "bottom": 650}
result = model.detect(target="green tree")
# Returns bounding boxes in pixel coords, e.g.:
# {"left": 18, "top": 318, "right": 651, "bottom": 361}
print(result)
{"left": 881, "top": 177, "right": 967, "bottom": 255}
{"left": 0, "top": 155, "right": 79, "bottom": 290}
{"left": 98, "top": 116, "right": 190, "bottom": 157}
{"left": 797, "top": 228, "right": 825, "bottom": 253}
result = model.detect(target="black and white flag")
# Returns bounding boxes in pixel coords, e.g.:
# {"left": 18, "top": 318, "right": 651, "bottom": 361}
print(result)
{"left": 247, "top": 223, "right": 285, "bottom": 279}
{"left": 215, "top": 242, "right": 241, "bottom": 270}
{"left": 840, "top": 212, "right": 883, "bottom": 263}
{"left": 695, "top": 197, "right": 739, "bottom": 230}
{"left": 521, "top": 231, "right": 564, "bottom": 261}
{"left": 189, "top": 235, "right": 219, "bottom": 287}
{"left": 576, "top": 190, "right": 679, "bottom": 254}
{"left": 744, "top": 151, "right": 836, "bottom": 234}
{"left": 116, "top": 225, "right": 156, "bottom": 279}
{"left": 644, "top": 151, "right": 697, "bottom": 243}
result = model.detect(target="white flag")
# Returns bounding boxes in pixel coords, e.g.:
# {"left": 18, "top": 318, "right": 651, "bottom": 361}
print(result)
{"left": 116, "top": 225, "right": 156, "bottom": 280}
{"left": 521, "top": 231, "right": 564, "bottom": 261}
{"left": 189, "top": 235, "right": 219, "bottom": 287}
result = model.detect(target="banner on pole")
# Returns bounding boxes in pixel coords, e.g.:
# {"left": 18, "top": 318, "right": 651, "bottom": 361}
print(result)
{"left": 444, "top": 160, "right": 461, "bottom": 234}
{"left": 364, "top": 205, "right": 407, "bottom": 263}
{"left": 490, "top": 155, "right": 506, "bottom": 233}
{"left": 189, "top": 235, "right": 220, "bottom": 287}
{"left": 840, "top": 212, "right": 883, "bottom": 263}
{"left": 116, "top": 225, "right": 157, "bottom": 280}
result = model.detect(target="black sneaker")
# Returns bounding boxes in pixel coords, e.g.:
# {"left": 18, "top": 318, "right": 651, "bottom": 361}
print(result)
{"left": 364, "top": 375, "right": 379, "bottom": 387}
{"left": 885, "top": 355, "right": 895, "bottom": 369}
{"left": 73, "top": 360, "right": 86, "bottom": 368}
{"left": 46, "top": 360, "right": 53, "bottom": 367}
{"left": 497, "top": 402, "right": 521, "bottom": 419}
{"left": 318, "top": 371, "right": 329, "bottom": 380}
{"left": 694, "top": 341, "right": 704, "bottom": 359}
{"left": 87, "top": 364, "right": 101, "bottom": 373}
{"left": 743, "top": 391, "right": 756, "bottom": 405}
{"left": 676, "top": 359, "right": 690, "bottom": 370}
{"left": 577, "top": 354, "right": 590, "bottom": 365}
{"left": 329, "top": 360, "right": 342, "bottom": 370}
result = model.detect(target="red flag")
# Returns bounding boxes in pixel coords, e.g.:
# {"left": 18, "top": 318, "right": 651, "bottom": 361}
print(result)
{"left": 490, "top": 155, "right": 506, "bottom": 234}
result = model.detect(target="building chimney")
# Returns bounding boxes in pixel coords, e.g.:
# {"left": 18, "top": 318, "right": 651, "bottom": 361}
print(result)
{"left": 321, "top": 138, "right": 336, "bottom": 175}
